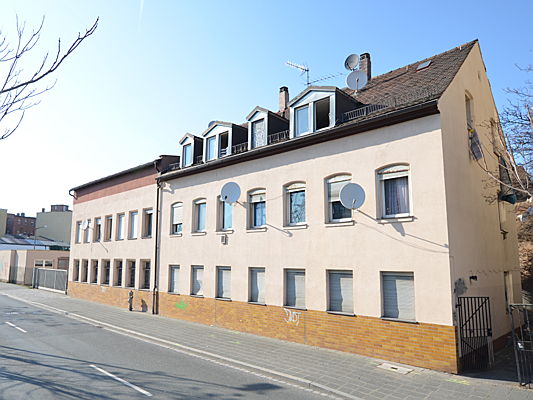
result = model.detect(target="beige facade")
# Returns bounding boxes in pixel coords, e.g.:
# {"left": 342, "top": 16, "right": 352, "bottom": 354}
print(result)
{"left": 0, "top": 249, "right": 69, "bottom": 285}
{"left": 68, "top": 41, "right": 520, "bottom": 373}
{"left": 36, "top": 206, "right": 73, "bottom": 244}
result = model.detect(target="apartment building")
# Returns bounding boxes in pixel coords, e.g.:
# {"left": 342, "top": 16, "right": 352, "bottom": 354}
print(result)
{"left": 36, "top": 205, "right": 73, "bottom": 244}
{"left": 68, "top": 40, "right": 521, "bottom": 373}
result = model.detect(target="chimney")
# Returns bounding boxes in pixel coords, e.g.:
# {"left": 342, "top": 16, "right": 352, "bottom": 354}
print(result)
{"left": 279, "top": 86, "right": 289, "bottom": 118}
{"left": 359, "top": 53, "right": 371, "bottom": 82}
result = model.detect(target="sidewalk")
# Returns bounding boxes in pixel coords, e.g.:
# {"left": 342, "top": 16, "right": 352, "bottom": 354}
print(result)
{"left": 1, "top": 283, "right": 530, "bottom": 400}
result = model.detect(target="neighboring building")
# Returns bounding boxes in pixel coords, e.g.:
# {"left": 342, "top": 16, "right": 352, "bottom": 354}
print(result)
{"left": 5, "top": 212, "right": 35, "bottom": 236}
{"left": 0, "top": 249, "right": 69, "bottom": 285}
{"left": 36, "top": 204, "right": 73, "bottom": 244}
{"left": 68, "top": 41, "right": 521, "bottom": 374}
{"left": 0, "top": 209, "right": 6, "bottom": 236}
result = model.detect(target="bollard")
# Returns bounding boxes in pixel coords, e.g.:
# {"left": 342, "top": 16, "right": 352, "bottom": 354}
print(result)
{"left": 128, "top": 290, "right": 133, "bottom": 311}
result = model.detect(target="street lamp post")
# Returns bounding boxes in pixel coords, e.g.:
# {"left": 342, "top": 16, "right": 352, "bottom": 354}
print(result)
{"left": 33, "top": 225, "right": 47, "bottom": 250}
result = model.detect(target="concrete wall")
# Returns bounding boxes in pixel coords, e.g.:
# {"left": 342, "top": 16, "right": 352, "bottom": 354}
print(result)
{"left": 0, "top": 249, "right": 69, "bottom": 285}
{"left": 36, "top": 210, "right": 72, "bottom": 244}
{"left": 439, "top": 42, "right": 521, "bottom": 342}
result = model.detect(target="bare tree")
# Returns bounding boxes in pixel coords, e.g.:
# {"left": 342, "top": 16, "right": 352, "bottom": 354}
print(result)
{"left": 0, "top": 16, "right": 98, "bottom": 140}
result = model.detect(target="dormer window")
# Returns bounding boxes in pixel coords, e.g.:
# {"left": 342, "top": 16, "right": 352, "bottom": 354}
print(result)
{"left": 206, "top": 136, "right": 216, "bottom": 161}
{"left": 219, "top": 131, "right": 229, "bottom": 157}
{"left": 182, "top": 144, "right": 192, "bottom": 167}
{"left": 314, "top": 97, "right": 330, "bottom": 130}
{"left": 251, "top": 119, "right": 266, "bottom": 148}
{"left": 295, "top": 106, "right": 309, "bottom": 137}
{"left": 201, "top": 122, "right": 248, "bottom": 160}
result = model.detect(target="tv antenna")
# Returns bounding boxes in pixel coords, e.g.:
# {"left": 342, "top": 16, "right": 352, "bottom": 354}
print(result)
{"left": 286, "top": 61, "right": 310, "bottom": 86}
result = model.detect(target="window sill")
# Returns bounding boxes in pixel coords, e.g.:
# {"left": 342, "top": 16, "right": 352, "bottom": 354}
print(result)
{"left": 216, "top": 230, "right": 234, "bottom": 235}
{"left": 325, "top": 220, "right": 354, "bottom": 227}
{"left": 141, "top": 236, "right": 152, "bottom": 239}
{"left": 167, "top": 291, "right": 180, "bottom": 295}
{"left": 246, "top": 227, "right": 267, "bottom": 233}
{"left": 116, "top": 238, "right": 124, "bottom": 241}
{"left": 378, "top": 216, "right": 415, "bottom": 224}
{"left": 283, "top": 224, "right": 308, "bottom": 230}
{"left": 190, "top": 294, "right": 204, "bottom": 298}
{"left": 127, "top": 237, "right": 138, "bottom": 240}
{"left": 248, "top": 301, "right": 266, "bottom": 306}
{"left": 170, "top": 233, "right": 183, "bottom": 237}
{"left": 215, "top": 297, "right": 232, "bottom": 302}
{"left": 327, "top": 311, "right": 355, "bottom": 317}
{"left": 138, "top": 288, "right": 150, "bottom": 292}
{"left": 284, "top": 305, "right": 307, "bottom": 311}
{"left": 191, "top": 232, "right": 207, "bottom": 236}
{"left": 381, "top": 317, "right": 418, "bottom": 324}
{"left": 103, "top": 239, "right": 112, "bottom": 242}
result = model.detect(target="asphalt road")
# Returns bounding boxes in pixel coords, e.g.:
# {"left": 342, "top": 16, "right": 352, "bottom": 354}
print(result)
{"left": 0, "top": 294, "right": 326, "bottom": 400}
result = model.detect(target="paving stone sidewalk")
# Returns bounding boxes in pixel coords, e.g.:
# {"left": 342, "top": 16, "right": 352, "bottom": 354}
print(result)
{"left": 1, "top": 283, "right": 531, "bottom": 400}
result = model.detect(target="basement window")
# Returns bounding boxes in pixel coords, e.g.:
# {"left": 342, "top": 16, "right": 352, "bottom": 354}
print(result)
{"left": 314, "top": 97, "right": 330, "bottom": 130}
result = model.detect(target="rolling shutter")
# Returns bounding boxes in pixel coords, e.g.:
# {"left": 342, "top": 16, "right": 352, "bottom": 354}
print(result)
{"left": 250, "top": 268, "right": 265, "bottom": 303}
{"left": 329, "top": 271, "right": 353, "bottom": 313}
{"left": 172, "top": 204, "right": 183, "bottom": 224}
{"left": 382, "top": 273, "right": 415, "bottom": 320}
{"left": 217, "top": 267, "right": 231, "bottom": 299}
{"left": 285, "top": 270, "right": 305, "bottom": 308}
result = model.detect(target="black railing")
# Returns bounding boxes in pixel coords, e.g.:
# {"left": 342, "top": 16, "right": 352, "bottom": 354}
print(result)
{"left": 343, "top": 104, "right": 388, "bottom": 122}
{"left": 232, "top": 142, "right": 248, "bottom": 154}
{"left": 267, "top": 130, "right": 290, "bottom": 145}
{"left": 194, "top": 155, "right": 203, "bottom": 165}
{"left": 219, "top": 147, "right": 228, "bottom": 157}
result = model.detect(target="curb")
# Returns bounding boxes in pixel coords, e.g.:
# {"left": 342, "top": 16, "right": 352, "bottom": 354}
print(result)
{"left": 2, "top": 293, "right": 362, "bottom": 400}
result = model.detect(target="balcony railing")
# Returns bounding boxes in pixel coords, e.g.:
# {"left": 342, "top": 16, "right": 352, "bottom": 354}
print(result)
{"left": 267, "top": 130, "right": 290, "bottom": 145}
{"left": 194, "top": 155, "right": 203, "bottom": 165}
{"left": 342, "top": 103, "right": 388, "bottom": 122}
{"left": 219, "top": 147, "right": 228, "bottom": 157}
{"left": 232, "top": 142, "right": 248, "bottom": 155}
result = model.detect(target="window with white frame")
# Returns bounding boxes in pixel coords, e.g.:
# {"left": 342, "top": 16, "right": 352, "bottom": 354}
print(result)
{"left": 314, "top": 97, "right": 330, "bottom": 130}
{"left": 216, "top": 266, "right": 231, "bottom": 299}
{"left": 251, "top": 119, "right": 266, "bottom": 148}
{"left": 191, "top": 265, "right": 204, "bottom": 296}
{"left": 169, "top": 265, "right": 180, "bottom": 293}
{"left": 218, "top": 197, "right": 233, "bottom": 231}
{"left": 104, "top": 215, "right": 113, "bottom": 241}
{"left": 285, "top": 182, "right": 306, "bottom": 225}
{"left": 171, "top": 202, "right": 183, "bottom": 234}
{"left": 72, "top": 259, "right": 80, "bottom": 281}
{"left": 382, "top": 272, "right": 415, "bottom": 321}
{"left": 328, "top": 270, "right": 353, "bottom": 313}
{"left": 142, "top": 260, "right": 150, "bottom": 289}
{"left": 285, "top": 269, "right": 305, "bottom": 309}
{"left": 114, "top": 260, "right": 123, "bottom": 287}
{"left": 249, "top": 267, "right": 265, "bottom": 304}
{"left": 94, "top": 218, "right": 102, "bottom": 242}
{"left": 142, "top": 209, "right": 153, "bottom": 238}
{"left": 206, "top": 136, "right": 216, "bottom": 161}
{"left": 75, "top": 221, "right": 82, "bottom": 243}
{"left": 83, "top": 219, "right": 91, "bottom": 243}
{"left": 194, "top": 199, "right": 206, "bottom": 232}
{"left": 295, "top": 105, "right": 309, "bottom": 137}
{"left": 326, "top": 175, "right": 351, "bottom": 222}
{"left": 126, "top": 260, "right": 136, "bottom": 288}
{"left": 182, "top": 144, "right": 192, "bottom": 167}
{"left": 129, "top": 211, "right": 138, "bottom": 239}
{"left": 102, "top": 260, "right": 110, "bottom": 285}
{"left": 117, "top": 214, "right": 125, "bottom": 240}
{"left": 91, "top": 260, "right": 98, "bottom": 283}
{"left": 81, "top": 260, "right": 88, "bottom": 282}
{"left": 249, "top": 190, "right": 266, "bottom": 228}
{"left": 378, "top": 165, "right": 411, "bottom": 218}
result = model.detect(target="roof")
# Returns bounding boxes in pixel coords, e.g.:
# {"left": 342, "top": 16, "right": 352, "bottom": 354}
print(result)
{"left": 178, "top": 132, "right": 201, "bottom": 145}
{"left": 288, "top": 86, "right": 356, "bottom": 108}
{"left": 246, "top": 106, "right": 289, "bottom": 122}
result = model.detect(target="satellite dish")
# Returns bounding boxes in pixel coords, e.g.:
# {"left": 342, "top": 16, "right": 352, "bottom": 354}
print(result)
{"left": 346, "top": 70, "right": 368, "bottom": 91}
{"left": 220, "top": 182, "right": 241, "bottom": 204}
{"left": 340, "top": 183, "right": 366, "bottom": 209}
{"left": 81, "top": 219, "right": 90, "bottom": 230}
{"left": 344, "top": 54, "right": 359, "bottom": 71}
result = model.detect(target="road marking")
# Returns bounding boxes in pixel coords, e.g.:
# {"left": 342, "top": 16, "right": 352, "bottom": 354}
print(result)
{"left": 90, "top": 365, "right": 152, "bottom": 397}
{"left": 5, "top": 321, "right": 27, "bottom": 333}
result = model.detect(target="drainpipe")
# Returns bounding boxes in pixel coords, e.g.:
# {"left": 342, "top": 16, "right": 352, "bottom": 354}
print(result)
{"left": 152, "top": 160, "right": 162, "bottom": 315}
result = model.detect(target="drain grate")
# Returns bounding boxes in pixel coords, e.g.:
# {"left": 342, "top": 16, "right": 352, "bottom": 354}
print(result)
{"left": 377, "top": 363, "right": 412, "bottom": 375}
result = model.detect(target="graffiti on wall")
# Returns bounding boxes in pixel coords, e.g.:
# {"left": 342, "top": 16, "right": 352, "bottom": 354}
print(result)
{"left": 283, "top": 308, "right": 301, "bottom": 326}
{"left": 175, "top": 300, "right": 189, "bottom": 310}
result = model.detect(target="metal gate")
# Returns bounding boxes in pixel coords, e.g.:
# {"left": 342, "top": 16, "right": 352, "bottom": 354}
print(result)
{"left": 32, "top": 268, "right": 68, "bottom": 293}
{"left": 509, "top": 304, "right": 533, "bottom": 387}
{"left": 456, "top": 296, "right": 494, "bottom": 371}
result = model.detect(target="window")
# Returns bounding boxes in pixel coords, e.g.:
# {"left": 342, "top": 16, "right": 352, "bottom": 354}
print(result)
{"left": 286, "top": 183, "right": 306, "bottom": 225}
{"left": 91, "top": 260, "right": 98, "bottom": 283}
{"left": 182, "top": 144, "right": 192, "bottom": 167}
{"left": 72, "top": 260, "right": 80, "bottom": 281}
{"left": 129, "top": 211, "right": 138, "bottom": 239}
{"left": 285, "top": 269, "right": 305, "bottom": 309}
{"left": 114, "top": 260, "right": 123, "bottom": 287}
{"left": 314, "top": 97, "right": 330, "bottom": 130}
{"left": 142, "top": 209, "right": 153, "bottom": 238}
{"left": 326, "top": 175, "right": 351, "bottom": 222}
{"left": 295, "top": 106, "right": 309, "bottom": 137}
{"left": 219, "top": 197, "right": 232, "bottom": 231}
{"left": 465, "top": 93, "right": 474, "bottom": 130}
{"left": 219, "top": 132, "right": 229, "bottom": 157}
{"left": 142, "top": 261, "right": 150, "bottom": 289}
{"left": 216, "top": 266, "right": 231, "bottom": 299}
{"left": 104, "top": 216, "right": 113, "bottom": 241}
{"left": 191, "top": 265, "right": 204, "bottom": 296}
{"left": 251, "top": 119, "right": 266, "bottom": 148}
{"left": 249, "top": 190, "right": 266, "bottom": 228}
{"left": 378, "top": 165, "right": 410, "bottom": 218}
{"left": 102, "top": 260, "right": 110, "bottom": 285}
{"left": 382, "top": 272, "right": 415, "bottom": 321}
{"left": 94, "top": 218, "right": 102, "bottom": 242}
{"left": 194, "top": 199, "right": 207, "bottom": 232}
{"left": 81, "top": 260, "right": 88, "bottom": 282}
{"left": 117, "top": 214, "right": 125, "bottom": 240}
{"left": 75, "top": 221, "right": 82, "bottom": 243}
{"left": 83, "top": 219, "right": 91, "bottom": 243}
{"left": 169, "top": 265, "right": 180, "bottom": 293}
{"left": 206, "top": 136, "right": 216, "bottom": 161}
{"left": 126, "top": 260, "right": 136, "bottom": 288}
{"left": 328, "top": 271, "right": 353, "bottom": 313}
{"left": 504, "top": 271, "right": 513, "bottom": 309}
{"left": 34, "top": 260, "right": 52, "bottom": 267}
{"left": 171, "top": 203, "right": 183, "bottom": 234}
{"left": 249, "top": 268, "right": 265, "bottom": 304}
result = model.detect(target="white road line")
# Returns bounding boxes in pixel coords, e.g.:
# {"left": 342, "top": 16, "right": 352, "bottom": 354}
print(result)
{"left": 5, "top": 321, "right": 27, "bottom": 333}
{"left": 89, "top": 365, "right": 152, "bottom": 397}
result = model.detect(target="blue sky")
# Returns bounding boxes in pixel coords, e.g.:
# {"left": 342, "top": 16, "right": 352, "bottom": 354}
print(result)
{"left": 0, "top": 0, "right": 531, "bottom": 215}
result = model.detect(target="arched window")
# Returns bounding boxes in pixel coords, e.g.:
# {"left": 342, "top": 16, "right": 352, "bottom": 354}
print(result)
{"left": 284, "top": 182, "right": 306, "bottom": 226}
{"left": 171, "top": 202, "right": 183, "bottom": 234}
{"left": 326, "top": 175, "right": 351, "bottom": 222}
{"left": 378, "top": 165, "right": 411, "bottom": 218}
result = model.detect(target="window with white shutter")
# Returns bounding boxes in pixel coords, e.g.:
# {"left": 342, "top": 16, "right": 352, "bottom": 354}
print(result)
{"left": 382, "top": 272, "right": 415, "bottom": 320}
{"left": 216, "top": 267, "right": 231, "bottom": 299}
{"left": 169, "top": 265, "right": 180, "bottom": 293}
{"left": 285, "top": 269, "right": 305, "bottom": 308}
{"left": 326, "top": 175, "right": 351, "bottom": 222}
{"left": 191, "top": 266, "right": 204, "bottom": 296}
{"left": 328, "top": 271, "right": 353, "bottom": 313}
{"left": 171, "top": 202, "right": 183, "bottom": 234}
{"left": 249, "top": 268, "right": 265, "bottom": 304}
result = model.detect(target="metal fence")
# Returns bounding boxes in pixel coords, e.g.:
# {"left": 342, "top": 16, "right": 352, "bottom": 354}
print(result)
{"left": 509, "top": 304, "right": 533, "bottom": 387}
{"left": 32, "top": 268, "right": 68, "bottom": 294}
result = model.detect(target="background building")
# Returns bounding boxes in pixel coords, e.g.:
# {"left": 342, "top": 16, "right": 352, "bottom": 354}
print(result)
{"left": 36, "top": 204, "right": 73, "bottom": 244}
